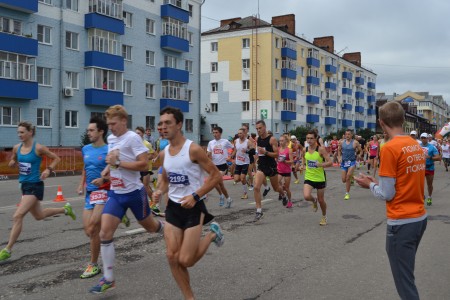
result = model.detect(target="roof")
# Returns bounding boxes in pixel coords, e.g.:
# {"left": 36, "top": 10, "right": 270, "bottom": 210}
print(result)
{"left": 202, "top": 16, "right": 271, "bottom": 35}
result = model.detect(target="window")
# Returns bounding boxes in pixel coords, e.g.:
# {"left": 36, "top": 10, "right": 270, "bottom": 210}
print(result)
{"left": 242, "top": 38, "right": 250, "bottom": 48}
{"left": 275, "top": 58, "right": 279, "bottom": 69}
{"left": 211, "top": 82, "right": 218, "bottom": 92}
{"left": 299, "top": 105, "right": 304, "bottom": 114}
{"left": 211, "top": 42, "right": 218, "bottom": 52}
{"left": 162, "top": 81, "right": 186, "bottom": 100}
{"left": 146, "top": 19, "right": 155, "bottom": 34}
{"left": 65, "top": 110, "right": 78, "bottom": 128}
{"left": 242, "top": 80, "right": 250, "bottom": 90}
{"left": 145, "top": 83, "right": 155, "bottom": 98}
{"left": 275, "top": 79, "right": 279, "bottom": 90}
{"left": 88, "top": 28, "right": 120, "bottom": 55}
{"left": 88, "top": 0, "right": 122, "bottom": 19}
{"left": 284, "top": 124, "right": 288, "bottom": 133}
{"left": 1, "top": 106, "right": 20, "bottom": 125}
{"left": 242, "top": 101, "right": 250, "bottom": 111}
{"left": 0, "top": 17, "right": 22, "bottom": 35}
{"left": 162, "top": 17, "right": 187, "bottom": 39}
{"left": 65, "top": 31, "right": 79, "bottom": 50}
{"left": 127, "top": 115, "right": 133, "bottom": 129}
{"left": 146, "top": 50, "right": 155, "bottom": 66}
{"left": 37, "top": 108, "right": 51, "bottom": 127}
{"left": 188, "top": 32, "right": 194, "bottom": 46}
{"left": 122, "top": 45, "right": 132, "bottom": 61}
{"left": 275, "top": 123, "right": 279, "bottom": 133}
{"left": 37, "top": 67, "right": 51, "bottom": 86}
{"left": 210, "top": 123, "right": 217, "bottom": 133}
{"left": 275, "top": 37, "right": 280, "bottom": 48}
{"left": 66, "top": 71, "right": 78, "bottom": 89}
{"left": 185, "top": 60, "right": 193, "bottom": 74}
{"left": 164, "top": 55, "right": 177, "bottom": 68}
{"left": 188, "top": 4, "right": 193, "bottom": 17}
{"left": 185, "top": 119, "right": 193, "bottom": 133}
{"left": 91, "top": 112, "right": 105, "bottom": 120}
{"left": 123, "top": 11, "right": 133, "bottom": 27}
{"left": 211, "top": 62, "right": 218, "bottom": 72}
{"left": 123, "top": 80, "right": 132, "bottom": 95}
{"left": 0, "top": 51, "right": 36, "bottom": 81}
{"left": 65, "top": 0, "right": 78, "bottom": 11}
{"left": 39, "top": 0, "right": 52, "bottom": 4}
{"left": 86, "top": 68, "right": 123, "bottom": 91}
{"left": 211, "top": 103, "right": 218, "bottom": 112}
{"left": 186, "top": 89, "right": 193, "bottom": 102}
{"left": 242, "top": 59, "right": 250, "bottom": 69}
{"left": 145, "top": 116, "right": 155, "bottom": 131}
{"left": 37, "top": 25, "right": 52, "bottom": 45}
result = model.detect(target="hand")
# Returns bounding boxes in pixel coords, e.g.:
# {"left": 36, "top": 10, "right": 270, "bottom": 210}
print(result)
{"left": 91, "top": 178, "right": 104, "bottom": 187}
{"left": 40, "top": 168, "right": 51, "bottom": 180}
{"left": 101, "top": 169, "right": 109, "bottom": 178}
{"left": 354, "top": 173, "right": 376, "bottom": 189}
{"left": 77, "top": 184, "right": 84, "bottom": 195}
{"left": 179, "top": 194, "right": 196, "bottom": 209}
{"left": 257, "top": 146, "right": 266, "bottom": 155}
{"left": 152, "top": 189, "right": 163, "bottom": 204}
{"left": 8, "top": 160, "right": 17, "bottom": 168}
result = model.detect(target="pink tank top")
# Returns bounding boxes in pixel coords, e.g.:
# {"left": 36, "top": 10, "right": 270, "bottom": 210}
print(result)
{"left": 369, "top": 141, "right": 379, "bottom": 157}
{"left": 277, "top": 147, "right": 291, "bottom": 174}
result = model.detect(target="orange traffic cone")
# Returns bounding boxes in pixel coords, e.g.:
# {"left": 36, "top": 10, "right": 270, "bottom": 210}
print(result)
{"left": 53, "top": 185, "right": 66, "bottom": 202}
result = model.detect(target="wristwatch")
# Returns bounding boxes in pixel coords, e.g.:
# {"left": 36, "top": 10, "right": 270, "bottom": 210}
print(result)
{"left": 192, "top": 192, "right": 201, "bottom": 202}
{"left": 115, "top": 159, "right": 121, "bottom": 167}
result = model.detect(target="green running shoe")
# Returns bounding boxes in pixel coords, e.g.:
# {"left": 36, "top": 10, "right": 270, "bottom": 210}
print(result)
{"left": 64, "top": 203, "right": 76, "bottom": 220}
{"left": 0, "top": 248, "right": 11, "bottom": 261}
{"left": 89, "top": 277, "right": 115, "bottom": 294}
{"left": 80, "top": 263, "right": 101, "bottom": 279}
{"left": 426, "top": 197, "right": 432, "bottom": 206}
{"left": 121, "top": 214, "right": 130, "bottom": 227}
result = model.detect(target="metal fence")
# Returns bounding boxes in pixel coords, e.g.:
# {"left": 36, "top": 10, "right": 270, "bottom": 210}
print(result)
{"left": 45, "top": 148, "right": 77, "bottom": 175}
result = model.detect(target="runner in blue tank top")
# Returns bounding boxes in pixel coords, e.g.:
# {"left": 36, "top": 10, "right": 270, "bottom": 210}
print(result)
{"left": 0, "top": 122, "right": 76, "bottom": 262}
{"left": 338, "top": 129, "right": 362, "bottom": 200}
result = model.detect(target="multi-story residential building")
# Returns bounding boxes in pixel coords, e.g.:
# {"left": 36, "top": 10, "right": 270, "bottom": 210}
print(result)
{"left": 0, "top": 0, "right": 202, "bottom": 148}
{"left": 200, "top": 14, "right": 377, "bottom": 142}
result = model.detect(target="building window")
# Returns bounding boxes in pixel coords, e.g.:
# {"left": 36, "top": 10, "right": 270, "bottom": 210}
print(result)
{"left": 37, "top": 108, "right": 51, "bottom": 127}
{"left": 123, "top": 11, "right": 133, "bottom": 27}
{"left": 37, "top": 67, "right": 51, "bottom": 86}
{"left": 242, "top": 101, "right": 250, "bottom": 111}
{"left": 122, "top": 45, "right": 132, "bottom": 61}
{"left": 162, "top": 81, "right": 186, "bottom": 100}
{"left": 65, "top": 110, "right": 78, "bottom": 128}
{"left": 211, "top": 82, "right": 218, "bottom": 92}
{"left": 185, "top": 119, "right": 193, "bottom": 133}
{"left": 146, "top": 50, "right": 155, "bottom": 66}
{"left": 145, "top": 116, "right": 155, "bottom": 131}
{"left": 284, "top": 124, "right": 288, "bottom": 133}
{"left": 127, "top": 115, "right": 133, "bottom": 129}
{"left": 211, "top": 62, "right": 218, "bottom": 72}
{"left": 275, "top": 58, "right": 280, "bottom": 69}
{"left": 275, "top": 79, "right": 279, "bottom": 90}
{"left": 210, "top": 123, "right": 218, "bottom": 133}
{"left": 88, "top": 0, "right": 122, "bottom": 19}
{"left": 188, "top": 32, "right": 194, "bottom": 46}
{"left": 242, "top": 59, "right": 250, "bottom": 69}
{"left": 65, "top": 31, "right": 79, "bottom": 50}
{"left": 146, "top": 19, "right": 155, "bottom": 34}
{"left": 0, "top": 51, "right": 36, "bottom": 81}
{"left": 211, "top": 42, "right": 218, "bottom": 52}
{"left": 185, "top": 60, "right": 193, "bottom": 74}
{"left": 186, "top": 89, "right": 193, "bottom": 102}
{"left": 275, "top": 37, "right": 280, "bottom": 48}
{"left": 88, "top": 28, "right": 120, "bottom": 55}
{"left": 0, "top": 17, "right": 23, "bottom": 35}
{"left": 242, "top": 38, "right": 250, "bottom": 48}
{"left": 86, "top": 68, "right": 123, "bottom": 91}
{"left": 164, "top": 55, "right": 177, "bottom": 68}
{"left": 66, "top": 71, "right": 78, "bottom": 89}
{"left": 39, "top": 0, "right": 52, "bottom": 4}
{"left": 145, "top": 83, "right": 155, "bottom": 98}
{"left": 91, "top": 112, "right": 105, "bottom": 120}
{"left": 1, "top": 106, "right": 21, "bottom": 126}
{"left": 211, "top": 103, "right": 218, "bottom": 112}
{"left": 188, "top": 4, "right": 193, "bottom": 17}
{"left": 123, "top": 80, "right": 132, "bottom": 95}
{"left": 37, "top": 25, "right": 52, "bottom": 45}
{"left": 242, "top": 80, "right": 250, "bottom": 90}
{"left": 299, "top": 105, "right": 304, "bottom": 114}
{"left": 275, "top": 123, "right": 279, "bottom": 133}
{"left": 65, "top": 0, "right": 78, "bottom": 11}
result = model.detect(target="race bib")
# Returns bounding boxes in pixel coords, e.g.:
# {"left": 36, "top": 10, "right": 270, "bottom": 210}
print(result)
{"left": 89, "top": 190, "right": 109, "bottom": 205}
{"left": 19, "top": 162, "right": 31, "bottom": 175}
{"left": 110, "top": 176, "right": 125, "bottom": 189}
{"left": 168, "top": 172, "right": 190, "bottom": 186}
{"left": 278, "top": 155, "right": 286, "bottom": 162}
{"left": 344, "top": 160, "right": 351, "bottom": 167}
{"left": 237, "top": 155, "right": 245, "bottom": 162}
{"left": 307, "top": 160, "right": 318, "bottom": 168}
{"left": 371, "top": 145, "right": 377, "bottom": 150}
{"left": 213, "top": 148, "right": 223, "bottom": 155}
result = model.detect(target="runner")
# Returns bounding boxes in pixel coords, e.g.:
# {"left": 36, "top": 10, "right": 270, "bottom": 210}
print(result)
{"left": 338, "top": 129, "right": 362, "bottom": 200}
{"left": 89, "top": 105, "right": 163, "bottom": 294}
{"left": 277, "top": 135, "right": 294, "bottom": 208}
{"left": 330, "top": 135, "right": 339, "bottom": 164}
{"left": 135, "top": 126, "right": 156, "bottom": 203}
{"left": 242, "top": 124, "right": 256, "bottom": 190}
{"left": 253, "top": 120, "right": 287, "bottom": 221}
{"left": 152, "top": 107, "right": 224, "bottom": 300}
{"left": 78, "top": 117, "right": 110, "bottom": 279}
{"left": 231, "top": 128, "right": 252, "bottom": 201}
{"left": 301, "top": 130, "right": 332, "bottom": 225}
{"left": 367, "top": 135, "right": 379, "bottom": 177}
{"left": 206, "top": 126, "right": 233, "bottom": 207}
{"left": 419, "top": 132, "right": 440, "bottom": 206}
{"left": 152, "top": 122, "right": 170, "bottom": 215}
{"left": 289, "top": 135, "right": 302, "bottom": 183}
{"left": 356, "top": 135, "right": 367, "bottom": 169}
{"left": 355, "top": 101, "right": 427, "bottom": 300}
{"left": 441, "top": 138, "right": 450, "bottom": 171}
{"left": 0, "top": 121, "right": 76, "bottom": 262}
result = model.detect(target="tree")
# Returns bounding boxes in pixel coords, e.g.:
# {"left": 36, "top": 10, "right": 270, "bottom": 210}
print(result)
{"left": 289, "top": 126, "right": 310, "bottom": 143}
{"left": 80, "top": 131, "right": 90, "bottom": 147}
{"left": 356, "top": 128, "right": 376, "bottom": 141}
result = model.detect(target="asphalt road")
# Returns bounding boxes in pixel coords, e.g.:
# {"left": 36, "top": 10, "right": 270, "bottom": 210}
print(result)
{"left": 0, "top": 164, "right": 449, "bottom": 300}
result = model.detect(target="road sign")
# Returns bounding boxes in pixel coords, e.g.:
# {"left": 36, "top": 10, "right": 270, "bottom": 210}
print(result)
{"left": 261, "top": 109, "right": 268, "bottom": 120}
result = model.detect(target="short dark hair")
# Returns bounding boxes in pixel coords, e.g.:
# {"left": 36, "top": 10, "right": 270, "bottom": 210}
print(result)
{"left": 160, "top": 107, "right": 183, "bottom": 124}
{"left": 307, "top": 129, "right": 318, "bottom": 138}
{"left": 89, "top": 117, "right": 108, "bottom": 140}
{"left": 255, "top": 120, "right": 266, "bottom": 127}
{"left": 213, "top": 126, "right": 223, "bottom": 133}
{"left": 135, "top": 126, "right": 145, "bottom": 134}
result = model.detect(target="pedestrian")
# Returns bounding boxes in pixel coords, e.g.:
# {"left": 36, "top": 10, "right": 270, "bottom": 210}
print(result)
{"left": 242, "top": 124, "right": 256, "bottom": 190}
{"left": 355, "top": 101, "right": 427, "bottom": 300}
{"left": 441, "top": 139, "right": 449, "bottom": 171}
{"left": 367, "top": 135, "right": 379, "bottom": 177}
{"left": 152, "top": 107, "right": 224, "bottom": 300}
{"left": 144, "top": 127, "right": 155, "bottom": 148}
{"left": 338, "top": 129, "right": 362, "bottom": 200}
{"left": 89, "top": 105, "right": 163, "bottom": 294}
{"left": 419, "top": 132, "right": 440, "bottom": 206}
{"left": 277, "top": 134, "right": 294, "bottom": 208}
{"left": 231, "top": 128, "right": 252, "bottom": 201}
{"left": 0, "top": 121, "right": 76, "bottom": 262}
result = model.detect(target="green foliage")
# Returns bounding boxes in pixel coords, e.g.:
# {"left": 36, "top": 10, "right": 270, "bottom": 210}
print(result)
{"left": 324, "top": 129, "right": 347, "bottom": 141}
{"left": 289, "top": 126, "right": 310, "bottom": 143}
{"left": 80, "top": 131, "right": 90, "bottom": 147}
{"left": 356, "top": 128, "right": 376, "bottom": 141}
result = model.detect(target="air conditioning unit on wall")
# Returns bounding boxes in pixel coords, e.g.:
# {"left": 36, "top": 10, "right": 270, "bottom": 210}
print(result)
{"left": 63, "top": 88, "right": 74, "bottom": 97}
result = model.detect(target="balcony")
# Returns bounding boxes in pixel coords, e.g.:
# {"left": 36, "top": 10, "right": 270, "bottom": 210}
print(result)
{"left": 0, "top": 0, "right": 37, "bottom": 13}
{"left": 281, "top": 47, "right": 297, "bottom": 60}
{"left": 85, "top": 51, "right": 124, "bottom": 71}
{"left": 342, "top": 103, "right": 352, "bottom": 111}
{"left": 368, "top": 108, "right": 376, "bottom": 115}
{"left": 85, "top": 89, "right": 123, "bottom": 106}
{"left": 355, "top": 120, "right": 364, "bottom": 128}
{"left": 342, "top": 87, "right": 352, "bottom": 95}
{"left": 325, "top": 82, "right": 336, "bottom": 90}
{"left": 0, "top": 78, "right": 38, "bottom": 100}
{"left": 281, "top": 89, "right": 296, "bottom": 100}
{"left": 342, "top": 71, "right": 353, "bottom": 80}
{"left": 281, "top": 111, "right": 296, "bottom": 121}
{"left": 325, "top": 100, "right": 337, "bottom": 107}
{"left": 0, "top": 32, "right": 38, "bottom": 56}
{"left": 355, "top": 77, "right": 364, "bottom": 85}
{"left": 355, "top": 106, "right": 364, "bottom": 113}
{"left": 368, "top": 122, "right": 377, "bottom": 129}
{"left": 161, "top": 35, "right": 189, "bottom": 53}
{"left": 160, "top": 67, "right": 189, "bottom": 83}
{"left": 306, "top": 57, "right": 320, "bottom": 68}
{"left": 306, "top": 114, "right": 320, "bottom": 123}
{"left": 355, "top": 91, "right": 364, "bottom": 100}
{"left": 306, "top": 95, "right": 320, "bottom": 104}
{"left": 281, "top": 68, "right": 296, "bottom": 79}
{"left": 367, "top": 82, "right": 376, "bottom": 89}
{"left": 325, "top": 117, "right": 336, "bottom": 125}
{"left": 342, "top": 119, "right": 352, "bottom": 127}
{"left": 160, "top": 98, "right": 189, "bottom": 112}
{"left": 367, "top": 95, "right": 375, "bottom": 103}
{"left": 306, "top": 76, "right": 320, "bottom": 86}
{"left": 85, "top": 13, "right": 125, "bottom": 35}
{"left": 161, "top": 3, "right": 189, "bottom": 23}
{"left": 325, "top": 64, "right": 337, "bottom": 74}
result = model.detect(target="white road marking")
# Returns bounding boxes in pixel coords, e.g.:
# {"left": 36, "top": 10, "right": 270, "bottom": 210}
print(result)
{"left": 0, "top": 196, "right": 84, "bottom": 212}
{"left": 248, "top": 198, "right": 273, "bottom": 205}
{"left": 125, "top": 228, "right": 146, "bottom": 235}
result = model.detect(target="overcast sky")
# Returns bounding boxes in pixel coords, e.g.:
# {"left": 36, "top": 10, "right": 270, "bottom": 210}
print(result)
{"left": 202, "top": 0, "right": 450, "bottom": 104}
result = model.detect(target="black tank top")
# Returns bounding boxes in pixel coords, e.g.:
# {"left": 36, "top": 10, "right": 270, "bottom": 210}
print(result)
{"left": 257, "top": 135, "right": 276, "bottom": 167}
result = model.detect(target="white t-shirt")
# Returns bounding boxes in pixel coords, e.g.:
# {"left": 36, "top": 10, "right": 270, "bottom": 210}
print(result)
{"left": 207, "top": 138, "right": 234, "bottom": 165}
{"left": 441, "top": 144, "right": 450, "bottom": 158}
{"left": 108, "top": 131, "right": 148, "bottom": 194}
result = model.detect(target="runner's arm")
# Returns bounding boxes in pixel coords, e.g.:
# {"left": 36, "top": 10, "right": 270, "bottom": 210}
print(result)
{"left": 8, "top": 145, "right": 18, "bottom": 168}
{"left": 319, "top": 147, "right": 332, "bottom": 168}
{"left": 37, "top": 144, "right": 61, "bottom": 179}
{"left": 264, "top": 136, "right": 279, "bottom": 158}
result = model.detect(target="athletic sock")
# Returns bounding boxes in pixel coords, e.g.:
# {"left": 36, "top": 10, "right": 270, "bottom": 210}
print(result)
{"left": 264, "top": 186, "right": 270, "bottom": 191}
{"left": 101, "top": 240, "right": 115, "bottom": 282}
{"left": 256, "top": 208, "right": 262, "bottom": 213}
{"left": 242, "top": 183, "right": 248, "bottom": 193}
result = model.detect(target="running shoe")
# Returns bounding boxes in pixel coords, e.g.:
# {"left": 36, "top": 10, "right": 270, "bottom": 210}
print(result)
{"left": 294, "top": 179, "right": 299, "bottom": 184}
{"left": 210, "top": 222, "right": 224, "bottom": 247}
{"left": 241, "top": 194, "right": 248, "bottom": 199}
{"left": 266, "top": 176, "right": 270, "bottom": 182}
{"left": 313, "top": 197, "right": 318, "bottom": 212}
{"left": 278, "top": 194, "right": 282, "bottom": 201}
{"left": 282, "top": 194, "right": 288, "bottom": 206}
{"left": 426, "top": 197, "right": 432, "bottom": 206}
{"left": 80, "top": 263, "right": 101, "bottom": 279}
{"left": 64, "top": 203, "right": 76, "bottom": 220}
{"left": 219, "top": 195, "right": 225, "bottom": 206}
{"left": 248, "top": 185, "right": 254, "bottom": 191}
{"left": 253, "top": 212, "right": 264, "bottom": 222}
{"left": 225, "top": 197, "right": 233, "bottom": 209}
{"left": 89, "top": 277, "right": 116, "bottom": 294}
{"left": 0, "top": 248, "right": 11, "bottom": 261}
{"left": 262, "top": 187, "right": 271, "bottom": 197}
{"left": 121, "top": 214, "right": 130, "bottom": 227}
{"left": 350, "top": 178, "right": 355, "bottom": 186}
{"left": 344, "top": 193, "right": 350, "bottom": 200}
{"left": 319, "top": 216, "right": 327, "bottom": 226}
{"left": 286, "top": 201, "right": 293, "bottom": 209}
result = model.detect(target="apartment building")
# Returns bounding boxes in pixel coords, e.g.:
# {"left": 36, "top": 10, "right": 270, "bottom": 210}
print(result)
{"left": 0, "top": 0, "right": 202, "bottom": 148}
{"left": 200, "top": 14, "right": 377, "bottom": 141}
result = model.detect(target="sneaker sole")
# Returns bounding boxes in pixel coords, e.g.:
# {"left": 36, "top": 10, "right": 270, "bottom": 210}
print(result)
{"left": 80, "top": 271, "right": 101, "bottom": 279}
{"left": 90, "top": 286, "right": 115, "bottom": 294}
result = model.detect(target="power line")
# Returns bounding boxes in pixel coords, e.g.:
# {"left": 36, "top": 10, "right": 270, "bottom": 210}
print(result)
{"left": 365, "top": 63, "right": 450, "bottom": 69}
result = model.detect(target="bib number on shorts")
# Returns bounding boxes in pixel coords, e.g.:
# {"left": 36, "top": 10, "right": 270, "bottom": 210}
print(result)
{"left": 89, "top": 190, "right": 109, "bottom": 205}
{"left": 344, "top": 160, "right": 351, "bottom": 167}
